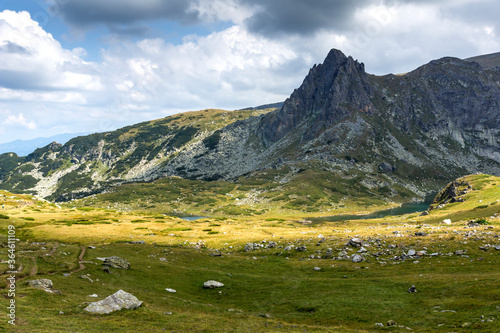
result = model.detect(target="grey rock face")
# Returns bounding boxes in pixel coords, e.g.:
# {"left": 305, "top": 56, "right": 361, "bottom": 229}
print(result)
{"left": 83, "top": 290, "right": 142, "bottom": 314}
{"left": 103, "top": 256, "right": 130, "bottom": 269}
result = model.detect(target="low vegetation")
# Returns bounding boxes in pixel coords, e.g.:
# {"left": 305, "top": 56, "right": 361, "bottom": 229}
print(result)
{"left": 0, "top": 175, "right": 499, "bottom": 332}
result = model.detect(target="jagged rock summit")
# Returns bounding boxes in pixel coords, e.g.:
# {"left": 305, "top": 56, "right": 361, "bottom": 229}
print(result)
{"left": 1, "top": 48, "right": 499, "bottom": 201}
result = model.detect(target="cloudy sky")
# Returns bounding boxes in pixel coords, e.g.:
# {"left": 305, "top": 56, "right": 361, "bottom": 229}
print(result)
{"left": 0, "top": 0, "right": 499, "bottom": 144}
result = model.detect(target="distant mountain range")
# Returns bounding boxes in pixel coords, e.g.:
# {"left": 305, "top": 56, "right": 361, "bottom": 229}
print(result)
{"left": 0, "top": 133, "right": 89, "bottom": 156}
{"left": 0, "top": 49, "right": 499, "bottom": 203}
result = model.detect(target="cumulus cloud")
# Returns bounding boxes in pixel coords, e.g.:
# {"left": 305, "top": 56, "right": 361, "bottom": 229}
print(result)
{"left": 2, "top": 1, "right": 500, "bottom": 143}
{"left": 0, "top": 10, "right": 102, "bottom": 92}
{"left": 2, "top": 113, "right": 37, "bottom": 130}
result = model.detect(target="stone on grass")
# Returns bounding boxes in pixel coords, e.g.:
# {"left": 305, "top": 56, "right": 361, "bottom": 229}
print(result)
{"left": 28, "top": 279, "right": 59, "bottom": 293}
{"left": 442, "top": 219, "right": 452, "bottom": 225}
{"left": 407, "top": 249, "right": 416, "bottom": 256}
{"left": 203, "top": 280, "right": 224, "bottom": 289}
{"left": 313, "top": 267, "right": 321, "bottom": 271}
{"left": 348, "top": 238, "right": 363, "bottom": 248}
{"left": 387, "top": 320, "right": 397, "bottom": 326}
{"left": 165, "top": 288, "right": 176, "bottom": 293}
{"left": 296, "top": 246, "right": 307, "bottom": 252}
{"left": 407, "top": 285, "right": 417, "bottom": 293}
{"left": 84, "top": 290, "right": 142, "bottom": 314}
{"left": 103, "top": 256, "right": 130, "bottom": 269}
{"left": 351, "top": 254, "right": 364, "bottom": 263}
{"left": 267, "top": 241, "right": 277, "bottom": 248}
{"left": 244, "top": 243, "right": 254, "bottom": 252}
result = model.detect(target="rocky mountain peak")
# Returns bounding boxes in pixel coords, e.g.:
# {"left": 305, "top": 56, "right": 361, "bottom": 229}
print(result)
{"left": 259, "top": 49, "right": 373, "bottom": 145}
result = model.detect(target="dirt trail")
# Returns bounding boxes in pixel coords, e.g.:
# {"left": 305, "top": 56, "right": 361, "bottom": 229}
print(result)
{"left": 69, "top": 246, "right": 86, "bottom": 274}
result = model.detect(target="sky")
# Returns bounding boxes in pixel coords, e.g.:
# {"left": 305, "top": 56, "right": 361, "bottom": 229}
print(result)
{"left": 0, "top": 0, "right": 499, "bottom": 144}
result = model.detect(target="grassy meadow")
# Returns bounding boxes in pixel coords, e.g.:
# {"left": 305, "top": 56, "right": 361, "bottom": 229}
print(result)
{"left": 0, "top": 174, "right": 499, "bottom": 332}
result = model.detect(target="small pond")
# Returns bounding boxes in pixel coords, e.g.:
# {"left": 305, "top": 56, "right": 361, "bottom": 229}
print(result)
{"left": 178, "top": 215, "right": 206, "bottom": 221}
{"left": 310, "top": 202, "right": 431, "bottom": 223}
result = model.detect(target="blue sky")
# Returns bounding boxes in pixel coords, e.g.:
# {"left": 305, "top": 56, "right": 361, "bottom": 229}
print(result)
{"left": 0, "top": 0, "right": 499, "bottom": 145}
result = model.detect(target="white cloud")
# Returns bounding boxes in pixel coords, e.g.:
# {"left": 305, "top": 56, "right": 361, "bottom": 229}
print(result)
{"left": 1, "top": 2, "right": 500, "bottom": 144}
{"left": 3, "top": 113, "right": 37, "bottom": 129}
{"left": 0, "top": 10, "right": 102, "bottom": 92}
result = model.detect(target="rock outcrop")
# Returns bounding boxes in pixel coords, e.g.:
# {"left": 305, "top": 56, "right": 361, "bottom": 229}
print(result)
{"left": 83, "top": 290, "right": 142, "bottom": 314}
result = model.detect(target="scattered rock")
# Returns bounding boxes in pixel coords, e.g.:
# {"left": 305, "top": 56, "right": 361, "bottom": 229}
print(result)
{"left": 454, "top": 250, "right": 466, "bottom": 255}
{"left": 203, "top": 280, "right": 224, "bottom": 289}
{"left": 83, "top": 290, "right": 143, "bottom": 314}
{"left": 375, "top": 323, "right": 384, "bottom": 327}
{"left": 313, "top": 267, "right": 321, "bottom": 271}
{"left": 103, "top": 256, "right": 130, "bottom": 269}
{"left": 415, "top": 232, "right": 427, "bottom": 237}
{"left": 407, "top": 285, "right": 417, "bottom": 293}
{"left": 387, "top": 320, "right": 397, "bottom": 326}
{"left": 244, "top": 243, "right": 254, "bottom": 252}
{"left": 284, "top": 246, "right": 293, "bottom": 251}
{"left": 257, "top": 313, "right": 272, "bottom": 318}
{"left": 102, "top": 266, "right": 111, "bottom": 274}
{"left": 210, "top": 252, "right": 222, "bottom": 257}
{"left": 442, "top": 219, "right": 452, "bottom": 225}
{"left": 420, "top": 210, "right": 430, "bottom": 216}
{"left": 165, "top": 288, "right": 176, "bottom": 293}
{"left": 130, "top": 241, "right": 145, "bottom": 245}
{"left": 267, "top": 241, "right": 277, "bottom": 248}
{"left": 351, "top": 254, "right": 364, "bottom": 263}
{"left": 296, "top": 246, "right": 307, "bottom": 252}
{"left": 407, "top": 249, "right": 416, "bottom": 256}
{"left": 348, "top": 238, "right": 363, "bottom": 248}
{"left": 88, "top": 294, "right": 98, "bottom": 297}
{"left": 28, "top": 279, "right": 59, "bottom": 294}
{"left": 80, "top": 274, "right": 94, "bottom": 282}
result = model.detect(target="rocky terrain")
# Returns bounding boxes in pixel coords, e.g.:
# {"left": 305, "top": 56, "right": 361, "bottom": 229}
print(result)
{"left": 1, "top": 49, "right": 500, "bottom": 202}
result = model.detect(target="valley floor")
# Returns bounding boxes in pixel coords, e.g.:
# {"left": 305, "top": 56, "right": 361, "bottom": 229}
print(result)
{"left": 0, "top": 175, "right": 499, "bottom": 332}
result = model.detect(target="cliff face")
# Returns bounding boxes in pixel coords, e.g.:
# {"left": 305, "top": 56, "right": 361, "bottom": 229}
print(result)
{"left": 254, "top": 50, "right": 500, "bottom": 183}
{"left": 259, "top": 49, "right": 375, "bottom": 145}
{"left": 1, "top": 49, "right": 500, "bottom": 201}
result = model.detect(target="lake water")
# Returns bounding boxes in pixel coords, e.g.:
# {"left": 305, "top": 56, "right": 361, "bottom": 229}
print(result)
{"left": 179, "top": 215, "right": 206, "bottom": 221}
{"left": 310, "top": 202, "right": 430, "bottom": 223}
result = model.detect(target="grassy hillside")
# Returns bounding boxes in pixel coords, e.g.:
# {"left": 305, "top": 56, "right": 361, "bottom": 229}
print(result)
{"left": 0, "top": 108, "right": 275, "bottom": 201}
{"left": 0, "top": 174, "right": 499, "bottom": 332}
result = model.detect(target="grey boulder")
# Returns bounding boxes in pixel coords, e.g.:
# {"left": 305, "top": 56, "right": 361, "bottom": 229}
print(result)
{"left": 103, "top": 256, "right": 130, "bottom": 269}
{"left": 84, "top": 290, "right": 142, "bottom": 314}
{"left": 28, "top": 279, "right": 59, "bottom": 293}
{"left": 203, "top": 280, "right": 224, "bottom": 289}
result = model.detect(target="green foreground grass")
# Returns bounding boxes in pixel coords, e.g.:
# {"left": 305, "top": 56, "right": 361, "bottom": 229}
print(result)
{"left": 0, "top": 174, "right": 499, "bottom": 332}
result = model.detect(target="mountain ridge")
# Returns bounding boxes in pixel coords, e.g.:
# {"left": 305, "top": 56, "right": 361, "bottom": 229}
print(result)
{"left": 1, "top": 49, "right": 499, "bottom": 203}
